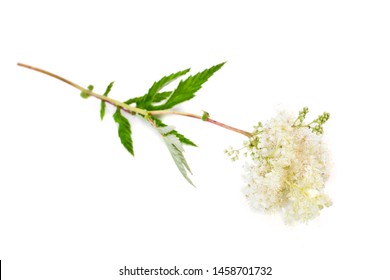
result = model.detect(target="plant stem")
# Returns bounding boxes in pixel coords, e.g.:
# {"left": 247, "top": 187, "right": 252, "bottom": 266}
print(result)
{"left": 17, "top": 63, "right": 147, "bottom": 116}
{"left": 17, "top": 63, "right": 253, "bottom": 138}
{"left": 149, "top": 110, "right": 252, "bottom": 137}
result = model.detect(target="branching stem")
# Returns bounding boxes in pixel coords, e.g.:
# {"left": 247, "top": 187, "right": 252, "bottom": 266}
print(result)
{"left": 17, "top": 63, "right": 253, "bottom": 138}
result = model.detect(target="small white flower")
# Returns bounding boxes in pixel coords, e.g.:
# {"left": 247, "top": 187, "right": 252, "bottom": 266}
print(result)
{"left": 241, "top": 111, "right": 332, "bottom": 224}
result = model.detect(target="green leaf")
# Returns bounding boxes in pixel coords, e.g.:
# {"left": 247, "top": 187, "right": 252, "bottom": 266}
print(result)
{"left": 113, "top": 108, "right": 134, "bottom": 156}
{"left": 157, "top": 125, "right": 176, "bottom": 135}
{"left": 80, "top": 84, "right": 94, "bottom": 99}
{"left": 162, "top": 133, "right": 194, "bottom": 186}
{"left": 100, "top": 102, "right": 106, "bottom": 120}
{"left": 152, "top": 91, "right": 172, "bottom": 103}
{"left": 103, "top": 81, "right": 114, "bottom": 97}
{"left": 139, "top": 68, "right": 190, "bottom": 108}
{"left": 124, "top": 96, "right": 143, "bottom": 105}
{"left": 152, "top": 117, "right": 197, "bottom": 147}
{"left": 169, "top": 130, "right": 197, "bottom": 147}
{"left": 148, "top": 69, "right": 190, "bottom": 96}
{"left": 151, "top": 62, "right": 225, "bottom": 110}
{"left": 123, "top": 68, "right": 190, "bottom": 108}
{"left": 100, "top": 81, "right": 114, "bottom": 120}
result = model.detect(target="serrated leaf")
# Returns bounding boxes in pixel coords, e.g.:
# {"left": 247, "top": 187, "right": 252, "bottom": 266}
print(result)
{"left": 80, "top": 84, "right": 94, "bottom": 99}
{"left": 157, "top": 125, "right": 176, "bottom": 135}
{"left": 151, "top": 116, "right": 166, "bottom": 127}
{"left": 124, "top": 96, "right": 143, "bottom": 105}
{"left": 113, "top": 108, "right": 134, "bottom": 156}
{"left": 152, "top": 91, "right": 172, "bottom": 103}
{"left": 169, "top": 130, "right": 197, "bottom": 147}
{"left": 151, "top": 62, "right": 225, "bottom": 110}
{"left": 139, "top": 68, "right": 190, "bottom": 108}
{"left": 152, "top": 117, "right": 197, "bottom": 147}
{"left": 149, "top": 69, "right": 190, "bottom": 96}
{"left": 100, "top": 81, "right": 114, "bottom": 120}
{"left": 165, "top": 134, "right": 185, "bottom": 152}
{"left": 162, "top": 134, "right": 194, "bottom": 186}
{"left": 124, "top": 68, "right": 190, "bottom": 109}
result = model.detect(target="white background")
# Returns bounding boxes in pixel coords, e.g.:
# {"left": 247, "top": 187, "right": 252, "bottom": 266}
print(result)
{"left": 1, "top": 0, "right": 390, "bottom": 279}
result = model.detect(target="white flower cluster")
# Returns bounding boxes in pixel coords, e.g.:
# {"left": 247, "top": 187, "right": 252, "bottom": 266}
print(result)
{"left": 239, "top": 111, "right": 332, "bottom": 224}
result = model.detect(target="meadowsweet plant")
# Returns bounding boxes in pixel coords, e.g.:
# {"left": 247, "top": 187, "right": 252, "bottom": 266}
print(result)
{"left": 226, "top": 109, "right": 331, "bottom": 224}
{"left": 18, "top": 62, "right": 332, "bottom": 224}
